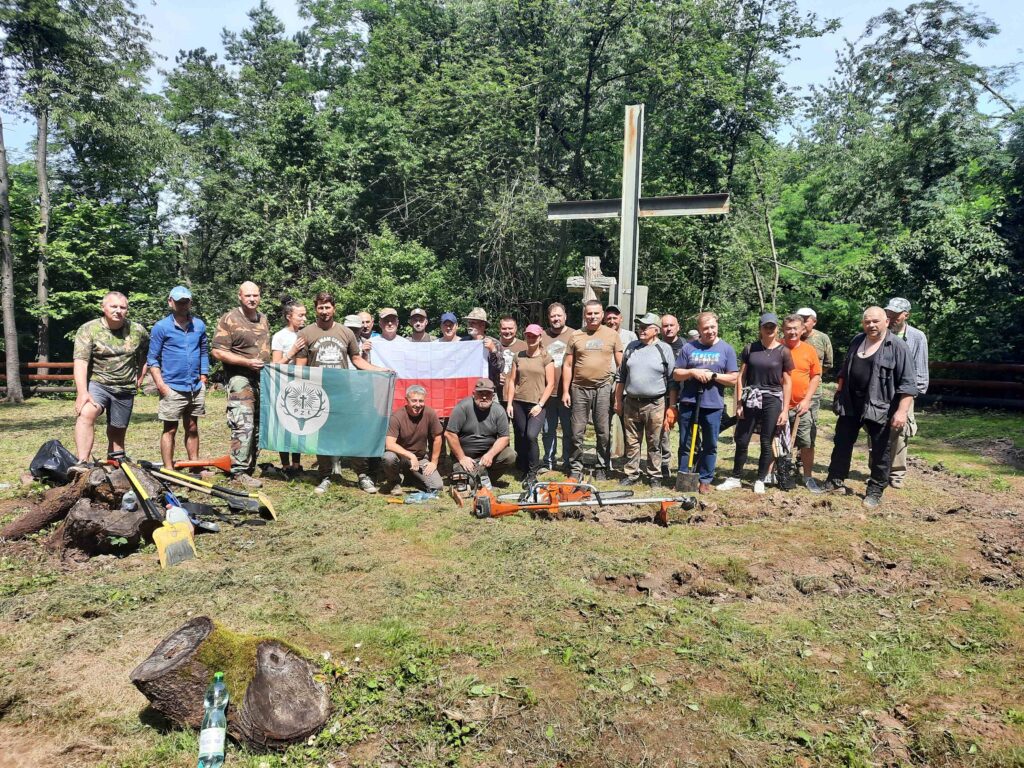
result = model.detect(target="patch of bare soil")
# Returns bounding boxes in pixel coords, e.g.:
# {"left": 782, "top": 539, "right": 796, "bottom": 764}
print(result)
{"left": 955, "top": 437, "right": 1024, "bottom": 470}
{"left": 0, "top": 727, "right": 111, "bottom": 768}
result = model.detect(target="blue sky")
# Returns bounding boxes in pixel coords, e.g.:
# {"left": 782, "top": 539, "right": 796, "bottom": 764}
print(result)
{"left": 2, "top": 0, "right": 1022, "bottom": 157}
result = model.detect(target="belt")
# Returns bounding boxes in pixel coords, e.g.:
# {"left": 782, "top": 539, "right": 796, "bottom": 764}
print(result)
{"left": 625, "top": 393, "right": 665, "bottom": 402}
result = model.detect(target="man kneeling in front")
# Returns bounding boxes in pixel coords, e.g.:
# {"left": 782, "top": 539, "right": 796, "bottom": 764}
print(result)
{"left": 445, "top": 378, "right": 517, "bottom": 488}
{"left": 380, "top": 385, "right": 444, "bottom": 495}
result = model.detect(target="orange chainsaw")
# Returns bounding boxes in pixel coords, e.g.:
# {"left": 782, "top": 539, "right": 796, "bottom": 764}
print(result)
{"left": 470, "top": 480, "right": 697, "bottom": 527}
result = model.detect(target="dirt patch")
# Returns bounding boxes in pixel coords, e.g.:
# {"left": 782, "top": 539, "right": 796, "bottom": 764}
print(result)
{"left": 955, "top": 437, "right": 1024, "bottom": 470}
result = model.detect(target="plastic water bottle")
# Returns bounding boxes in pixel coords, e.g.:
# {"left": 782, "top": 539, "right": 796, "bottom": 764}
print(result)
{"left": 120, "top": 491, "right": 137, "bottom": 512}
{"left": 197, "top": 671, "right": 228, "bottom": 768}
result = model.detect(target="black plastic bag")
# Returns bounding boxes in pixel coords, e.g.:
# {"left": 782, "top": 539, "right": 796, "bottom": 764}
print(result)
{"left": 29, "top": 440, "right": 79, "bottom": 485}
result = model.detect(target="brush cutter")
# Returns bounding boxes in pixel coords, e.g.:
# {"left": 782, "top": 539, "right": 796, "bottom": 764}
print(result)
{"left": 120, "top": 461, "right": 197, "bottom": 568}
{"left": 141, "top": 462, "right": 276, "bottom": 519}
{"left": 173, "top": 455, "right": 233, "bottom": 473}
{"left": 473, "top": 479, "right": 696, "bottom": 527}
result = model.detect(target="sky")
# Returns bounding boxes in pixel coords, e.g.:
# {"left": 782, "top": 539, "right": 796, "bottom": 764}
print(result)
{"left": 2, "top": 0, "right": 1022, "bottom": 157}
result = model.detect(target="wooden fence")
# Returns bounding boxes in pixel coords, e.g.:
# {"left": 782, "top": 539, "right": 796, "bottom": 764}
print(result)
{"left": 0, "top": 362, "right": 76, "bottom": 394}
{"left": 921, "top": 361, "right": 1024, "bottom": 409}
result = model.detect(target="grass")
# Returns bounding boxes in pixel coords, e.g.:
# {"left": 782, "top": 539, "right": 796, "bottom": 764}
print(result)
{"left": 0, "top": 393, "right": 1023, "bottom": 766}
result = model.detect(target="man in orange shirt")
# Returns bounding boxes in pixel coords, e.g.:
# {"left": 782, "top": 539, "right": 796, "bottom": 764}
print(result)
{"left": 782, "top": 314, "right": 823, "bottom": 491}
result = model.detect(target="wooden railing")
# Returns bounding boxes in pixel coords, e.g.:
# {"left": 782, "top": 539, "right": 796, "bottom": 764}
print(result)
{"left": 0, "top": 362, "right": 76, "bottom": 394}
{"left": 922, "top": 361, "right": 1024, "bottom": 409}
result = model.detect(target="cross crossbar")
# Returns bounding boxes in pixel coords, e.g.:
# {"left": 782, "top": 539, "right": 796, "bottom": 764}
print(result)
{"left": 547, "top": 193, "right": 730, "bottom": 221}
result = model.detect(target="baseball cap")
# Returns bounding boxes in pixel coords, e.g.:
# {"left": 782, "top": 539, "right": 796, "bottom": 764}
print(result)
{"left": 466, "top": 307, "right": 488, "bottom": 322}
{"left": 473, "top": 377, "right": 496, "bottom": 393}
{"left": 343, "top": 314, "right": 362, "bottom": 329}
{"left": 440, "top": 311, "right": 458, "bottom": 324}
{"left": 605, "top": 304, "right": 622, "bottom": 314}
{"left": 378, "top": 307, "right": 398, "bottom": 319}
{"left": 759, "top": 312, "right": 779, "bottom": 327}
{"left": 524, "top": 323, "right": 543, "bottom": 336}
{"left": 169, "top": 285, "right": 192, "bottom": 301}
{"left": 635, "top": 312, "right": 661, "bottom": 328}
{"left": 796, "top": 307, "right": 816, "bottom": 318}
{"left": 409, "top": 307, "right": 427, "bottom": 319}
{"left": 885, "top": 297, "right": 911, "bottom": 313}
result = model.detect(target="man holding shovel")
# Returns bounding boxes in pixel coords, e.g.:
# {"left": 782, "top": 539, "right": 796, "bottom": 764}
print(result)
{"left": 781, "top": 314, "right": 823, "bottom": 491}
{"left": 670, "top": 312, "right": 738, "bottom": 493}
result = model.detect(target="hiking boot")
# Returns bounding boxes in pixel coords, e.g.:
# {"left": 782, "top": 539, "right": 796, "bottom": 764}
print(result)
{"left": 862, "top": 493, "right": 882, "bottom": 509}
{"left": 822, "top": 478, "right": 848, "bottom": 494}
{"left": 232, "top": 473, "right": 263, "bottom": 489}
{"left": 284, "top": 465, "right": 303, "bottom": 479}
{"left": 314, "top": 477, "right": 331, "bottom": 495}
{"left": 699, "top": 482, "right": 712, "bottom": 494}
{"left": 619, "top": 476, "right": 640, "bottom": 486}
{"left": 716, "top": 477, "right": 741, "bottom": 491}
{"left": 753, "top": 480, "right": 766, "bottom": 495}
{"left": 888, "top": 477, "right": 904, "bottom": 489}
{"left": 593, "top": 469, "right": 608, "bottom": 482}
{"left": 804, "top": 477, "right": 823, "bottom": 494}
{"left": 357, "top": 474, "right": 378, "bottom": 494}
{"left": 478, "top": 471, "right": 492, "bottom": 489}
{"left": 381, "top": 483, "right": 404, "bottom": 497}
{"left": 648, "top": 477, "right": 662, "bottom": 489}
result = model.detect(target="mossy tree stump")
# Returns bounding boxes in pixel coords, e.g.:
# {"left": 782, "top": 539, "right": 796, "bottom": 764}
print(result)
{"left": 130, "top": 617, "right": 332, "bottom": 752}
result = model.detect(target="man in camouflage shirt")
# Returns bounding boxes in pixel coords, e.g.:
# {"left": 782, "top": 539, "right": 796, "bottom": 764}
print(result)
{"left": 72, "top": 291, "right": 149, "bottom": 462}
{"left": 211, "top": 281, "right": 271, "bottom": 486}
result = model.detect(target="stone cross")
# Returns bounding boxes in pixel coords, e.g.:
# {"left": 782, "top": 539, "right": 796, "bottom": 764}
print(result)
{"left": 549, "top": 104, "right": 730, "bottom": 322}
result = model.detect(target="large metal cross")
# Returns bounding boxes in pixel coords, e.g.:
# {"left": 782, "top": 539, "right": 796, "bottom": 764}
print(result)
{"left": 548, "top": 104, "right": 730, "bottom": 321}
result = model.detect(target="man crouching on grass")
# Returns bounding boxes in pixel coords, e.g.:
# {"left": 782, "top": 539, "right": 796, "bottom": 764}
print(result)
{"left": 380, "top": 385, "right": 444, "bottom": 495}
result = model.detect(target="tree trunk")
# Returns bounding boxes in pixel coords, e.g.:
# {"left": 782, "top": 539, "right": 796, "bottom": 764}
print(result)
{"left": 54, "top": 497, "right": 158, "bottom": 559}
{"left": 131, "top": 617, "right": 332, "bottom": 752}
{"left": 0, "top": 472, "right": 92, "bottom": 540}
{"left": 0, "top": 113, "right": 23, "bottom": 403}
{"left": 35, "top": 107, "right": 50, "bottom": 371}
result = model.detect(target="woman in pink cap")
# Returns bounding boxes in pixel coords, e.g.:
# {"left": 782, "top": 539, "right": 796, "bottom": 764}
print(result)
{"left": 505, "top": 323, "right": 555, "bottom": 484}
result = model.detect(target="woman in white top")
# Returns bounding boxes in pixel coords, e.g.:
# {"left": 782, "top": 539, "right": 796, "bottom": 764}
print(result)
{"left": 271, "top": 300, "right": 308, "bottom": 475}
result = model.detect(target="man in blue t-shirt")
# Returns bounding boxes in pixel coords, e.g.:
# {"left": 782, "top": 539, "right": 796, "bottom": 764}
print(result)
{"left": 669, "top": 312, "right": 739, "bottom": 493}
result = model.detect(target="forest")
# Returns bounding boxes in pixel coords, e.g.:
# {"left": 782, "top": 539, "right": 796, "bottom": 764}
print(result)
{"left": 1, "top": 0, "right": 1022, "bottom": 402}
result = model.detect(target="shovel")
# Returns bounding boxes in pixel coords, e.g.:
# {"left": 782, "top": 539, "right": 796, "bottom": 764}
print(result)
{"left": 143, "top": 463, "right": 276, "bottom": 519}
{"left": 121, "top": 462, "right": 197, "bottom": 568}
{"left": 675, "top": 386, "right": 704, "bottom": 493}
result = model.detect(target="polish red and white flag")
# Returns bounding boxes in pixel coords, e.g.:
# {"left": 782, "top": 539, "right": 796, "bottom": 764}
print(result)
{"left": 370, "top": 339, "right": 488, "bottom": 417}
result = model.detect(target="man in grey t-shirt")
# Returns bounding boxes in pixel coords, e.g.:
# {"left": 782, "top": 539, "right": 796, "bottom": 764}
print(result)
{"left": 444, "top": 378, "right": 517, "bottom": 487}
{"left": 614, "top": 313, "right": 674, "bottom": 486}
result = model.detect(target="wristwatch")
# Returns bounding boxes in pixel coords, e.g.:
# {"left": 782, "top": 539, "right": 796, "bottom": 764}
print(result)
{"left": 711, "top": 373, "right": 718, "bottom": 382}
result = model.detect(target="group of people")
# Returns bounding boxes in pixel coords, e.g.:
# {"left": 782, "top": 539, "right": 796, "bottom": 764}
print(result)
{"left": 69, "top": 281, "right": 928, "bottom": 508}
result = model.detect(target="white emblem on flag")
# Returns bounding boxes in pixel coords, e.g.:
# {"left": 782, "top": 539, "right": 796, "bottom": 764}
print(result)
{"left": 277, "top": 379, "right": 330, "bottom": 435}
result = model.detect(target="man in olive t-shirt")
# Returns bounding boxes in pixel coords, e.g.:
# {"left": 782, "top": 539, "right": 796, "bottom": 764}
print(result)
{"left": 562, "top": 299, "right": 624, "bottom": 480}
{"left": 211, "top": 281, "right": 271, "bottom": 483}
{"left": 296, "top": 292, "right": 389, "bottom": 494}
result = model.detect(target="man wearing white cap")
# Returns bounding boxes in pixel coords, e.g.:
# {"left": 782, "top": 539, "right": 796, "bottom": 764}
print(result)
{"left": 797, "top": 307, "right": 833, "bottom": 371}
{"left": 377, "top": 307, "right": 404, "bottom": 341}
{"left": 148, "top": 285, "right": 209, "bottom": 469}
{"left": 884, "top": 297, "right": 929, "bottom": 488}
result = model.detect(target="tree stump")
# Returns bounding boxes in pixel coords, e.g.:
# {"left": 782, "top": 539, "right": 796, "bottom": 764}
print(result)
{"left": 54, "top": 498, "right": 158, "bottom": 559}
{"left": 130, "top": 617, "right": 332, "bottom": 751}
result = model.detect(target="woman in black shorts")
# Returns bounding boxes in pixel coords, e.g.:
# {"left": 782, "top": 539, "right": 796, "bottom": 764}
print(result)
{"left": 717, "top": 313, "right": 792, "bottom": 494}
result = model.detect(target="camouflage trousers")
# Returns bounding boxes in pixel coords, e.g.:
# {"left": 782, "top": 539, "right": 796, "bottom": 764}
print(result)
{"left": 226, "top": 375, "right": 260, "bottom": 475}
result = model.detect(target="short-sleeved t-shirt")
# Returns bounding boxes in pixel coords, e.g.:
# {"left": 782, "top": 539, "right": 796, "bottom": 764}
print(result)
{"left": 298, "top": 323, "right": 360, "bottom": 369}
{"left": 674, "top": 339, "right": 738, "bottom": 409}
{"left": 567, "top": 325, "right": 623, "bottom": 388}
{"left": 540, "top": 326, "right": 575, "bottom": 388}
{"left": 499, "top": 339, "right": 527, "bottom": 391}
{"left": 740, "top": 341, "right": 794, "bottom": 394}
{"left": 387, "top": 405, "right": 443, "bottom": 459}
{"left": 445, "top": 397, "right": 510, "bottom": 458}
{"left": 787, "top": 341, "right": 823, "bottom": 408}
{"left": 805, "top": 329, "right": 834, "bottom": 370}
{"left": 620, "top": 340, "right": 674, "bottom": 398}
{"left": 511, "top": 349, "right": 553, "bottom": 404}
{"left": 271, "top": 328, "right": 297, "bottom": 356}
{"left": 73, "top": 318, "right": 149, "bottom": 391}
{"left": 211, "top": 307, "right": 271, "bottom": 381}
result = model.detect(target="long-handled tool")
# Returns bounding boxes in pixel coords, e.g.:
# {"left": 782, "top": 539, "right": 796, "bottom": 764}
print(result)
{"left": 473, "top": 479, "right": 696, "bottom": 527}
{"left": 173, "top": 455, "right": 233, "bottom": 473}
{"left": 773, "top": 413, "right": 800, "bottom": 491}
{"left": 121, "top": 462, "right": 197, "bottom": 568}
{"left": 675, "top": 386, "right": 705, "bottom": 493}
{"left": 142, "top": 462, "right": 276, "bottom": 518}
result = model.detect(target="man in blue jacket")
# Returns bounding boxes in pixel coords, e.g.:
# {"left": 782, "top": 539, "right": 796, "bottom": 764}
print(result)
{"left": 824, "top": 306, "right": 917, "bottom": 509}
{"left": 148, "top": 286, "right": 210, "bottom": 469}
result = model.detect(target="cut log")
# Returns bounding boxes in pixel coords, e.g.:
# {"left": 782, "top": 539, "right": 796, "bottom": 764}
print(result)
{"left": 130, "top": 617, "right": 332, "bottom": 751}
{"left": 87, "top": 467, "right": 162, "bottom": 508}
{"left": 237, "top": 641, "right": 333, "bottom": 751}
{"left": 55, "top": 498, "right": 159, "bottom": 559}
{"left": 0, "top": 472, "right": 91, "bottom": 539}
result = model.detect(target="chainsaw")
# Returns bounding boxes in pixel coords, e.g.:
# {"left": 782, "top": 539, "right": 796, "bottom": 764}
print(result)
{"left": 470, "top": 479, "right": 697, "bottom": 527}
